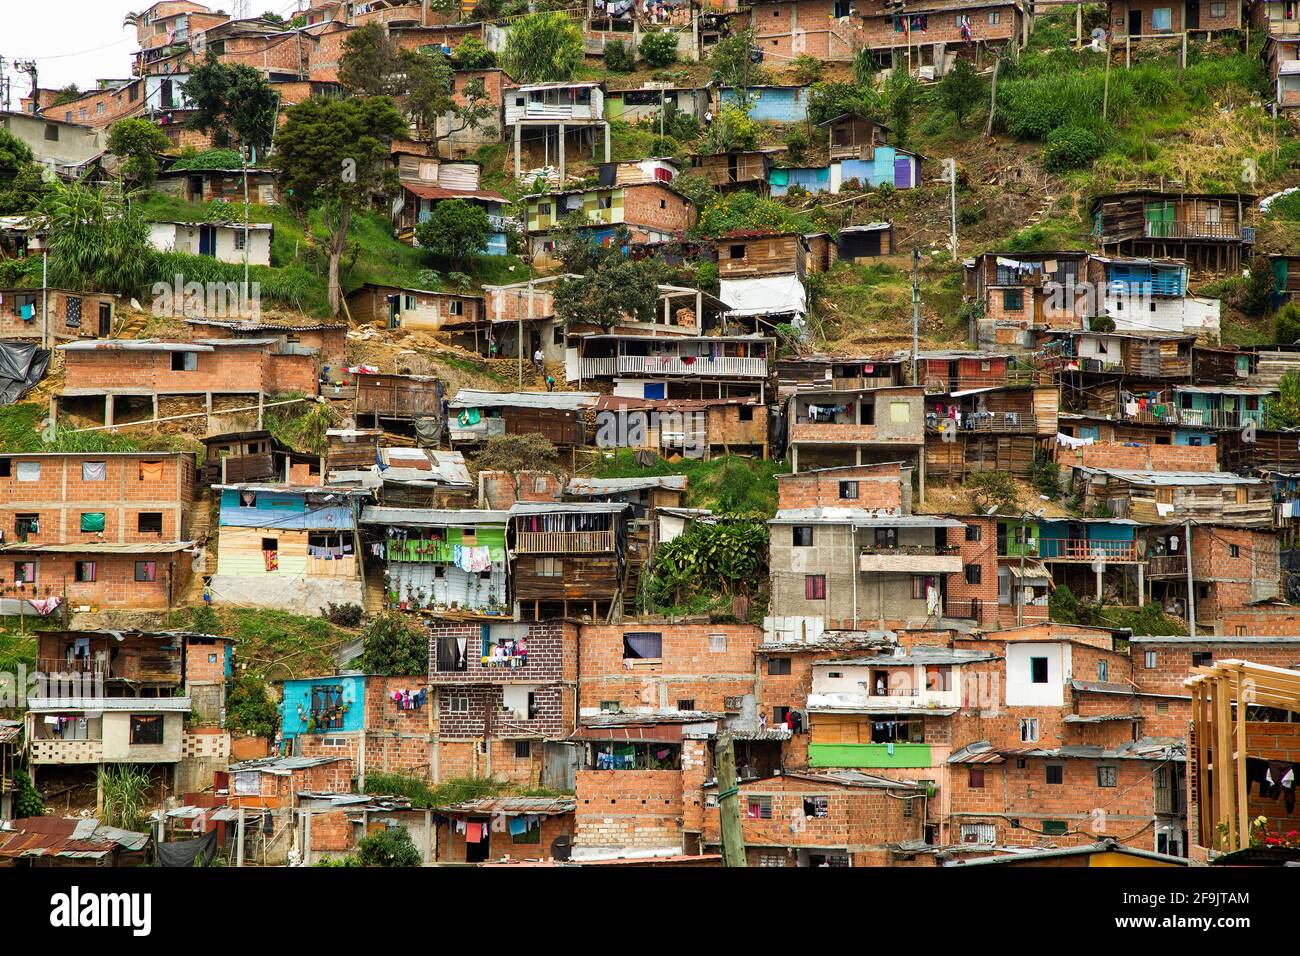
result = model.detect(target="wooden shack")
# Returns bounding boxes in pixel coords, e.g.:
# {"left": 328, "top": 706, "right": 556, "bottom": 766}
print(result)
{"left": 354, "top": 373, "right": 442, "bottom": 424}
{"left": 689, "top": 150, "right": 773, "bottom": 192}
{"left": 1075, "top": 468, "right": 1272, "bottom": 527}
{"left": 447, "top": 389, "right": 597, "bottom": 448}
{"left": 508, "top": 501, "right": 627, "bottom": 622}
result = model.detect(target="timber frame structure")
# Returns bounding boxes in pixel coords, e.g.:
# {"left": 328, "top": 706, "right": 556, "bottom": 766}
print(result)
{"left": 1186, "top": 659, "right": 1300, "bottom": 855}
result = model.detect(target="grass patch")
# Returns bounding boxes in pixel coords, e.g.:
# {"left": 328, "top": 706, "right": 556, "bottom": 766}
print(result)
{"left": 263, "top": 393, "right": 339, "bottom": 455}
{"left": 362, "top": 773, "right": 572, "bottom": 806}
{"left": 589, "top": 451, "right": 787, "bottom": 515}
{"left": 166, "top": 606, "right": 354, "bottom": 683}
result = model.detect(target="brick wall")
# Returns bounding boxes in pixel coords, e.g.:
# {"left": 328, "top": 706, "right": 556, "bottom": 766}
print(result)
{"left": 622, "top": 183, "right": 695, "bottom": 234}
{"left": 776, "top": 462, "right": 907, "bottom": 511}
{"left": 62, "top": 343, "right": 316, "bottom": 396}
{"left": 435, "top": 812, "right": 573, "bottom": 862}
{"left": 5, "top": 549, "right": 190, "bottom": 609}
{"left": 1055, "top": 440, "right": 1219, "bottom": 472}
{"left": 1245, "top": 722, "right": 1300, "bottom": 836}
{"left": 1132, "top": 640, "right": 1300, "bottom": 696}
{"left": 574, "top": 769, "right": 686, "bottom": 849}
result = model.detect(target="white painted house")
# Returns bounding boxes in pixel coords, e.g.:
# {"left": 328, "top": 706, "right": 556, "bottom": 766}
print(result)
{"left": 148, "top": 220, "right": 273, "bottom": 267}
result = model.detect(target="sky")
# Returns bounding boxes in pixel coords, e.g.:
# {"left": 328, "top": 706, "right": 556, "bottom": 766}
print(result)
{"left": 0, "top": 1, "right": 309, "bottom": 107}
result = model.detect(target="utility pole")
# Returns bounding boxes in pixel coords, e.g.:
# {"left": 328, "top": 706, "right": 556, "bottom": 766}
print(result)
{"left": 15, "top": 60, "right": 38, "bottom": 114}
{"left": 0, "top": 57, "right": 10, "bottom": 113}
{"left": 983, "top": 55, "right": 1000, "bottom": 138}
{"left": 1017, "top": 511, "right": 1027, "bottom": 627}
{"left": 240, "top": 144, "right": 251, "bottom": 293}
{"left": 41, "top": 252, "right": 48, "bottom": 351}
{"left": 1102, "top": 33, "right": 1112, "bottom": 120}
{"left": 715, "top": 733, "right": 747, "bottom": 867}
{"left": 910, "top": 248, "right": 921, "bottom": 385}
{"left": 1183, "top": 519, "right": 1196, "bottom": 637}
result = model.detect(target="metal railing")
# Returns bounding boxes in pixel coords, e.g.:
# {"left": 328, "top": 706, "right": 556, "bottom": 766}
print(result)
{"left": 1142, "top": 221, "right": 1246, "bottom": 241}
{"left": 514, "top": 529, "right": 615, "bottom": 554}
{"left": 1147, "top": 554, "right": 1188, "bottom": 578}
{"left": 1038, "top": 538, "right": 1140, "bottom": 562}
{"left": 926, "top": 412, "right": 1038, "bottom": 433}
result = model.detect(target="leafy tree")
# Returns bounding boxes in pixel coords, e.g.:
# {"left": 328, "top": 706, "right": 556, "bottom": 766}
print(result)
{"left": 355, "top": 613, "right": 428, "bottom": 676}
{"left": 938, "top": 57, "right": 982, "bottom": 128}
{"left": 414, "top": 198, "right": 491, "bottom": 268}
{"left": 51, "top": 84, "right": 83, "bottom": 107}
{"left": 274, "top": 95, "right": 406, "bottom": 314}
{"left": 883, "top": 70, "right": 917, "bottom": 149}
{"left": 852, "top": 46, "right": 879, "bottom": 87}
{"left": 39, "top": 181, "right": 153, "bottom": 296}
{"left": 807, "top": 81, "right": 877, "bottom": 127}
{"left": 0, "top": 128, "right": 34, "bottom": 186}
{"left": 964, "top": 470, "right": 1019, "bottom": 514}
{"left": 14, "top": 769, "right": 44, "bottom": 818}
{"left": 1264, "top": 370, "right": 1300, "bottom": 430}
{"left": 501, "top": 12, "right": 583, "bottom": 84}
{"left": 1275, "top": 301, "right": 1300, "bottom": 345}
{"left": 356, "top": 826, "right": 422, "bottom": 866}
{"left": 453, "top": 37, "right": 496, "bottom": 70}
{"left": 0, "top": 162, "right": 53, "bottom": 216}
{"left": 404, "top": 51, "right": 497, "bottom": 149}
{"left": 603, "top": 39, "right": 636, "bottom": 73}
{"left": 553, "top": 213, "right": 627, "bottom": 272}
{"left": 554, "top": 257, "right": 661, "bottom": 330}
{"left": 339, "top": 23, "right": 404, "bottom": 97}
{"left": 183, "top": 53, "right": 278, "bottom": 152}
{"left": 709, "top": 29, "right": 767, "bottom": 87}
{"left": 648, "top": 517, "right": 769, "bottom": 607}
{"left": 639, "top": 31, "right": 679, "bottom": 68}
{"left": 225, "top": 673, "right": 277, "bottom": 738}
{"left": 107, "top": 118, "right": 171, "bottom": 190}
{"left": 475, "top": 435, "right": 564, "bottom": 499}
{"left": 705, "top": 103, "right": 760, "bottom": 153}
{"left": 790, "top": 54, "right": 823, "bottom": 84}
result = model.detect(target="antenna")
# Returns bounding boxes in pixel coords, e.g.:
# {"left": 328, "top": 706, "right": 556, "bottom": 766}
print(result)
{"left": 232, "top": 0, "right": 252, "bottom": 18}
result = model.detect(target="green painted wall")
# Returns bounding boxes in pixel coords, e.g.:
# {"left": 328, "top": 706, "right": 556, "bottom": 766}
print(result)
{"left": 807, "top": 743, "right": 933, "bottom": 769}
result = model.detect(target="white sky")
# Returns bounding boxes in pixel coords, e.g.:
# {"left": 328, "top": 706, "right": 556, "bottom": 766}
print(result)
{"left": 0, "top": 1, "right": 310, "bottom": 106}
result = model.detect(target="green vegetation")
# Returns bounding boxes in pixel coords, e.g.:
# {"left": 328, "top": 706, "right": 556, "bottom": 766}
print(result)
{"left": 225, "top": 673, "right": 278, "bottom": 738}
{"left": 353, "top": 613, "right": 429, "bottom": 676}
{"left": 167, "top": 148, "right": 249, "bottom": 171}
{"left": 355, "top": 826, "right": 422, "bottom": 866}
{"left": 98, "top": 764, "right": 153, "bottom": 831}
{"left": 183, "top": 52, "right": 279, "bottom": 151}
{"left": 964, "top": 470, "right": 1020, "bottom": 514}
{"left": 1050, "top": 584, "right": 1189, "bottom": 635}
{"left": 646, "top": 517, "right": 769, "bottom": 612}
{"left": 1264, "top": 370, "right": 1300, "bottom": 430}
{"left": 263, "top": 394, "right": 338, "bottom": 455}
{"left": 167, "top": 606, "right": 356, "bottom": 683}
{"left": 590, "top": 451, "right": 786, "bottom": 514}
{"left": 414, "top": 199, "right": 492, "bottom": 269}
{"left": 501, "top": 12, "right": 584, "bottom": 84}
{"left": 638, "top": 31, "right": 679, "bottom": 69}
{"left": 13, "top": 769, "right": 44, "bottom": 819}
{"left": 107, "top": 118, "right": 172, "bottom": 190}
{"left": 362, "top": 773, "right": 571, "bottom": 807}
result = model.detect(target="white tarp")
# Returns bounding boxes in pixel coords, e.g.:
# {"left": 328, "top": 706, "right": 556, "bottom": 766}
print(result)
{"left": 720, "top": 274, "right": 807, "bottom": 318}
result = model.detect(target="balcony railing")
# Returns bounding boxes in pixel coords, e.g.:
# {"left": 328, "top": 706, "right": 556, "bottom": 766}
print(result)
{"left": 859, "top": 547, "right": 962, "bottom": 573}
{"left": 1147, "top": 554, "right": 1188, "bottom": 578}
{"left": 514, "top": 529, "right": 615, "bottom": 554}
{"left": 922, "top": 369, "right": 1035, "bottom": 393}
{"left": 1038, "top": 538, "right": 1140, "bottom": 563}
{"left": 1142, "top": 221, "right": 1247, "bottom": 241}
{"left": 925, "top": 412, "right": 1038, "bottom": 433}
{"left": 617, "top": 355, "right": 768, "bottom": 377}
{"left": 1175, "top": 408, "right": 1262, "bottom": 430}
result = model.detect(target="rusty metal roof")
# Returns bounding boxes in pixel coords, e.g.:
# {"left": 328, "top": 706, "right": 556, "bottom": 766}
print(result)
{"left": 0, "top": 817, "right": 148, "bottom": 860}
{"left": 434, "top": 796, "right": 576, "bottom": 816}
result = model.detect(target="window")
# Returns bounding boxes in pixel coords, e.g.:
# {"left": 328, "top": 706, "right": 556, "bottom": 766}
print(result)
{"left": 599, "top": 700, "right": 621, "bottom": 713}
{"left": 0, "top": 458, "right": 8, "bottom": 477}
{"left": 138, "top": 512, "right": 163, "bottom": 535}
{"left": 233, "top": 230, "right": 246, "bottom": 251}
{"left": 676, "top": 699, "right": 695, "bottom": 711}
{"left": 988, "top": 10, "right": 1000, "bottom": 23}
{"left": 1144, "top": 650, "right": 1158, "bottom": 669}
{"left": 805, "top": 574, "right": 826, "bottom": 600}
{"left": 889, "top": 401, "right": 911, "bottom": 423}
{"left": 708, "top": 633, "right": 728, "bottom": 653}
{"left": 1030, "top": 656, "right": 1049, "bottom": 684}
{"left": 833, "top": 0, "right": 851, "bottom": 15}
{"left": 968, "top": 767, "right": 985, "bottom": 789}
{"left": 1210, "top": 1, "right": 1226, "bottom": 15}
{"left": 1192, "top": 651, "right": 1213, "bottom": 668}
{"left": 534, "top": 557, "right": 563, "bottom": 577}
{"left": 1229, "top": 543, "right": 1240, "bottom": 558}
{"left": 1097, "top": 660, "right": 1109, "bottom": 682}
{"left": 44, "top": 123, "right": 59, "bottom": 141}
{"left": 964, "top": 564, "right": 982, "bottom": 585}
{"left": 738, "top": 405, "right": 754, "bottom": 422}
{"left": 623, "top": 631, "right": 662, "bottom": 659}
{"left": 803, "top": 796, "right": 829, "bottom": 818}
{"left": 1020, "top": 718, "right": 1039, "bottom": 743}
{"left": 16, "top": 461, "right": 40, "bottom": 481}
{"left": 961, "top": 823, "right": 995, "bottom": 844}
{"left": 965, "top": 524, "right": 982, "bottom": 542}
{"left": 514, "top": 740, "right": 531, "bottom": 758}
{"left": 15, "top": 514, "right": 39, "bottom": 540}
{"left": 445, "top": 696, "right": 468, "bottom": 713}
{"left": 773, "top": 706, "right": 792, "bottom": 725}
{"left": 81, "top": 461, "right": 106, "bottom": 481}
{"left": 1152, "top": 7, "right": 1172, "bottom": 30}
{"left": 1045, "top": 764, "right": 1064, "bottom": 785}
{"left": 1097, "top": 766, "right": 1118, "bottom": 788}
{"left": 170, "top": 351, "right": 198, "bottom": 371}
{"left": 746, "top": 796, "right": 772, "bottom": 820}
{"left": 1042, "top": 820, "right": 1068, "bottom": 836}
{"left": 839, "top": 480, "right": 859, "bottom": 499}
{"left": 512, "top": 821, "right": 541, "bottom": 845}
{"left": 729, "top": 244, "right": 746, "bottom": 259}
{"left": 1003, "top": 289, "right": 1024, "bottom": 311}
{"left": 792, "top": 526, "right": 814, "bottom": 547}
{"left": 767, "top": 657, "right": 791, "bottom": 676}
{"left": 129, "top": 715, "right": 164, "bottom": 745}
{"left": 80, "top": 512, "right": 105, "bottom": 533}
{"left": 74, "top": 561, "right": 97, "bottom": 582}
{"left": 14, "top": 561, "right": 36, "bottom": 585}
{"left": 533, "top": 476, "right": 549, "bottom": 494}
{"left": 134, "top": 561, "right": 157, "bottom": 583}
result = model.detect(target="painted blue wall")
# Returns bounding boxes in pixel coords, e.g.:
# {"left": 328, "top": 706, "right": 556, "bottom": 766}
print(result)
{"left": 720, "top": 87, "right": 809, "bottom": 122}
{"left": 280, "top": 675, "right": 366, "bottom": 740}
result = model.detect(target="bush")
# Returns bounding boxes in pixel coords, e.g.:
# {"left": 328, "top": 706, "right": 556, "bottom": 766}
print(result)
{"left": 356, "top": 826, "right": 422, "bottom": 867}
{"left": 964, "top": 470, "right": 1019, "bottom": 514}
{"left": 784, "top": 126, "right": 809, "bottom": 162}
{"left": 603, "top": 39, "right": 635, "bottom": 73}
{"left": 226, "top": 673, "right": 277, "bottom": 738}
{"left": 790, "top": 54, "right": 823, "bottom": 84}
{"left": 452, "top": 36, "right": 495, "bottom": 69}
{"left": 321, "top": 602, "right": 364, "bottom": 627}
{"left": 501, "top": 12, "right": 583, "bottom": 83}
{"left": 807, "top": 81, "right": 876, "bottom": 127}
{"left": 1277, "top": 303, "right": 1300, "bottom": 345}
{"left": 354, "top": 613, "right": 429, "bottom": 675}
{"left": 639, "top": 30, "right": 678, "bottom": 68}
{"left": 1041, "top": 125, "right": 1103, "bottom": 171}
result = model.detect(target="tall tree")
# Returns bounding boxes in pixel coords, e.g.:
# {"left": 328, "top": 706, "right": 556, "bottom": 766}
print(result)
{"left": 107, "top": 118, "right": 172, "bottom": 190}
{"left": 183, "top": 52, "right": 279, "bottom": 152}
{"left": 274, "top": 95, "right": 406, "bottom": 314}
{"left": 938, "top": 57, "right": 983, "bottom": 128}
{"left": 501, "top": 12, "right": 584, "bottom": 84}
{"left": 0, "top": 128, "right": 34, "bottom": 186}
{"left": 338, "top": 23, "right": 404, "bottom": 97}
{"left": 39, "top": 181, "right": 153, "bottom": 296}
{"left": 403, "top": 51, "right": 496, "bottom": 150}
{"left": 414, "top": 199, "right": 491, "bottom": 268}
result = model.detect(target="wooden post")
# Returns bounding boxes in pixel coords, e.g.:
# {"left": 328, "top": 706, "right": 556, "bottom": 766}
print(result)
{"left": 1234, "top": 667, "right": 1249, "bottom": 851}
{"left": 984, "top": 56, "right": 1000, "bottom": 138}
{"left": 715, "top": 733, "right": 747, "bottom": 867}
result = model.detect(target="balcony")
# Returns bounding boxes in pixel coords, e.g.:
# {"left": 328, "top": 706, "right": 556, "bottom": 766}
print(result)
{"left": 1142, "top": 221, "right": 1248, "bottom": 242}
{"left": 859, "top": 546, "right": 962, "bottom": 573}
{"left": 28, "top": 738, "right": 104, "bottom": 765}
{"left": 925, "top": 412, "right": 1038, "bottom": 434}
{"left": 1147, "top": 554, "right": 1188, "bottom": 578}
{"left": 514, "top": 529, "right": 615, "bottom": 554}
{"left": 1038, "top": 538, "right": 1141, "bottom": 563}
{"left": 1175, "top": 408, "right": 1262, "bottom": 431}
{"left": 923, "top": 369, "right": 1035, "bottom": 393}
{"left": 26, "top": 697, "right": 192, "bottom": 712}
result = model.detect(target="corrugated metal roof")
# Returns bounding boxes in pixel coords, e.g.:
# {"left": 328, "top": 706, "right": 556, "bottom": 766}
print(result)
{"left": 0, "top": 817, "right": 148, "bottom": 860}
{"left": 0, "top": 540, "right": 195, "bottom": 555}
{"left": 770, "top": 509, "right": 961, "bottom": 528}
{"left": 567, "top": 476, "right": 687, "bottom": 495}
{"left": 944, "top": 839, "right": 1187, "bottom": 868}
{"left": 450, "top": 389, "right": 599, "bottom": 411}
{"left": 59, "top": 339, "right": 216, "bottom": 353}
{"left": 362, "top": 506, "right": 509, "bottom": 527}
{"left": 1083, "top": 469, "right": 1262, "bottom": 486}
{"left": 435, "top": 796, "right": 576, "bottom": 816}
{"left": 816, "top": 647, "right": 998, "bottom": 666}
{"left": 228, "top": 755, "right": 350, "bottom": 775}
{"left": 219, "top": 505, "right": 356, "bottom": 531}
{"left": 508, "top": 501, "right": 628, "bottom": 515}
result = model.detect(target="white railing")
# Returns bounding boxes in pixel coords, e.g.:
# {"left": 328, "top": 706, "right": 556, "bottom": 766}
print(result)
{"left": 27, "top": 697, "right": 192, "bottom": 712}
{"left": 615, "top": 355, "right": 768, "bottom": 377}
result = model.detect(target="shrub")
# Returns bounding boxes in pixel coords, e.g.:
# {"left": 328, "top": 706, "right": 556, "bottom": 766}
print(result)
{"left": 603, "top": 39, "right": 635, "bottom": 73}
{"left": 790, "top": 54, "right": 823, "bottom": 84}
{"left": 354, "top": 613, "right": 429, "bottom": 675}
{"left": 639, "top": 30, "right": 678, "bottom": 68}
{"left": 784, "top": 126, "right": 809, "bottom": 162}
{"left": 356, "top": 826, "right": 422, "bottom": 866}
{"left": 501, "top": 12, "right": 583, "bottom": 83}
{"left": 321, "top": 602, "right": 364, "bottom": 627}
{"left": 1041, "top": 125, "right": 1103, "bottom": 171}
{"left": 226, "top": 673, "right": 277, "bottom": 738}
{"left": 452, "top": 36, "right": 495, "bottom": 69}
{"left": 964, "top": 470, "right": 1019, "bottom": 514}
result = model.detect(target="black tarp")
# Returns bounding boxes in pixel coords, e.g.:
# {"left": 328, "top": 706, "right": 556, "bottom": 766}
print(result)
{"left": 0, "top": 341, "right": 51, "bottom": 406}
{"left": 153, "top": 828, "right": 219, "bottom": 867}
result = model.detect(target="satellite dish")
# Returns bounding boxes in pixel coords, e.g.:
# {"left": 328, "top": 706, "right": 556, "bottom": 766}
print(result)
{"left": 1090, "top": 27, "right": 1108, "bottom": 52}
